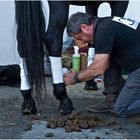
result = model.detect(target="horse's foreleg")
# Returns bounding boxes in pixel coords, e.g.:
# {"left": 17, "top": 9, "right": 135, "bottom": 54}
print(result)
{"left": 84, "top": 47, "right": 98, "bottom": 90}
{"left": 84, "top": 5, "right": 99, "bottom": 90}
{"left": 20, "top": 58, "right": 37, "bottom": 115}
{"left": 45, "top": 1, "right": 74, "bottom": 114}
{"left": 49, "top": 57, "right": 74, "bottom": 114}
{"left": 109, "top": 1, "right": 129, "bottom": 16}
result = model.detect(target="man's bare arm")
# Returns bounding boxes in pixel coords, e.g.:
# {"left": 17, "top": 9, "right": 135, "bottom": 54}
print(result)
{"left": 78, "top": 54, "right": 110, "bottom": 82}
{"left": 64, "top": 54, "right": 110, "bottom": 85}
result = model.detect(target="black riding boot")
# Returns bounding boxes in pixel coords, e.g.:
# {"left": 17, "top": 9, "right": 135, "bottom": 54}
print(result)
{"left": 21, "top": 89, "right": 37, "bottom": 115}
{"left": 87, "top": 93, "right": 118, "bottom": 113}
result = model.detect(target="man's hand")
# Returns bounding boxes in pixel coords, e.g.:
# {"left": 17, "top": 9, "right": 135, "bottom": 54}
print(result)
{"left": 64, "top": 54, "right": 110, "bottom": 85}
{"left": 64, "top": 69, "right": 77, "bottom": 85}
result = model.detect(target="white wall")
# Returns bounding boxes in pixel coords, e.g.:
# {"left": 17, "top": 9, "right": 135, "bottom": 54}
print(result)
{"left": 0, "top": 1, "right": 140, "bottom": 65}
{"left": 125, "top": 1, "right": 140, "bottom": 20}
{"left": 0, "top": 1, "right": 19, "bottom": 65}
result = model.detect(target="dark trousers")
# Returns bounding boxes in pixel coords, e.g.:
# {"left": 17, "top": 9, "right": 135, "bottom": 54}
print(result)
{"left": 115, "top": 67, "right": 140, "bottom": 117}
{"left": 104, "top": 58, "right": 140, "bottom": 117}
{"left": 103, "top": 59, "right": 125, "bottom": 95}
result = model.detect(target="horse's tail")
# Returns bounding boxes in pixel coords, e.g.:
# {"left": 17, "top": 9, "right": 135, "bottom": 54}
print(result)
{"left": 15, "top": 1, "right": 46, "bottom": 98}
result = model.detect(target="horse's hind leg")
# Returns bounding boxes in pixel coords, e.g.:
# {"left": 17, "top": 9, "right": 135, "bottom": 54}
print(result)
{"left": 19, "top": 58, "right": 37, "bottom": 115}
{"left": 15, "top": 1, "right": 46, "bottom": 115}
{"left": 16, "top": 20, "right": 37, "bottom": 115}
{"left": 109, "top": 1, "right": 129, "bottom": 16}
{"left": 45, "top": 1, "right": 74, "bottom": 114}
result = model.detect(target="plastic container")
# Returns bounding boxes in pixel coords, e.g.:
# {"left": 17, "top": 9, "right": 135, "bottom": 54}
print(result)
{"left": 72, "top": 46, "right": 80, "bottom": 72}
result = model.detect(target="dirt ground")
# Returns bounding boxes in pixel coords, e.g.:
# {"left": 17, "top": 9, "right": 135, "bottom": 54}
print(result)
{"left": 0, "top": 77, "right": 140, "bottom": 139}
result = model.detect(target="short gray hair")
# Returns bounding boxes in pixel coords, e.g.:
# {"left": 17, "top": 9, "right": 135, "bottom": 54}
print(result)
{"left": 66, "top": 12, "right": 93, "bottom": 36}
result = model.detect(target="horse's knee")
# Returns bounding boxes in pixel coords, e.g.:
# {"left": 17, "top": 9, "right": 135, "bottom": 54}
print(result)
{"left": 45, "top": 31, "right": 54, "bottom": 44}
{"left": 45, "top": 32, "right": 63, "bottom": 56}
{"left": 53, "top": 83, "right": 67, "bottom": 100}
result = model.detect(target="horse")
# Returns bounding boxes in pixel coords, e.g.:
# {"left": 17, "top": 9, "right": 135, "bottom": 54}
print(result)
{"left": 15, "top": 1, "right": 129, "bottom": 115}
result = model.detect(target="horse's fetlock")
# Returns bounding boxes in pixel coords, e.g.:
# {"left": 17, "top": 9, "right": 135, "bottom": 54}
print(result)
{"left": 21, "top": 89, "right": 32, "bottom": 99}
{"left": 53, "top": 83, "right": 67, "bottom": 100}
{"left": 22, "top": 97, "right": 37, "bottom": 115}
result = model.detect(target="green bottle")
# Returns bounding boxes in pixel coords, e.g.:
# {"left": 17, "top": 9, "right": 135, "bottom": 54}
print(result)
{"left": 72, "top": 46, "right": 80, "bottom": 72}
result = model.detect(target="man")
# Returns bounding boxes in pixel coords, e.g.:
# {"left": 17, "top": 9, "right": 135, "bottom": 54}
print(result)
{"left": 66, "top": 12, "right": 125, "bottom": 114}
{"left": 64, "top": 12, "right": 140, "bottom": 117}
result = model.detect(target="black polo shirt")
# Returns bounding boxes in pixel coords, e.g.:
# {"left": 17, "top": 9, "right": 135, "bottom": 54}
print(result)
{"left": 94, "top": 16, "right": 140, "bottom": 72}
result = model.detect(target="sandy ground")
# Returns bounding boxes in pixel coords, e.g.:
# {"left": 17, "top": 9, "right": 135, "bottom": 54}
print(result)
{"left": 0, "top": 77, "right": 140, "bottom": 139}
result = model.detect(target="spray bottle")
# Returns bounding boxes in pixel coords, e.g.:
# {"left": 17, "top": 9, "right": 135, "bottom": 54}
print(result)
{"left": 72, "top": 46, "right": 80, "bottom": 72}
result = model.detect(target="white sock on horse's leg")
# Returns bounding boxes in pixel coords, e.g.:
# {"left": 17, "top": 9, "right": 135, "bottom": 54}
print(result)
{"left": 20, "top": 58, "right": 31, "bottom": 90}
{"left": 87, "top": 48, "right": 95, "bottom": 66}
{"left": 87, "top": 48, "right": 102, "bottom": 82}
{"left": 49, "top": 56, "right": 63, "bottom": 84}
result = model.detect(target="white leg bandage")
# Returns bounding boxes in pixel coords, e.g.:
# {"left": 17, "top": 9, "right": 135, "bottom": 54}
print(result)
{"left": 87, "top": 48, "right": 103, "bottom": 82}
{"left": 20, "top": 58, "right": 31, "bottom": 90}
{"left": 87, "top": 48, "right": 95, "bottom": 66}
{"left": 49, "top": 56, "right": 64, "bottom": 84}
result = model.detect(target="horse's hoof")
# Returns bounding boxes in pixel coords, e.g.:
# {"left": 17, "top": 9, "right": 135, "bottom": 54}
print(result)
{"left": 58, "top": 96, "right": 74, "bottom": 115}
{"left": 84, "top": 80, "right": 98, "bottom": 90}
{"left": 22, "top": 97, "right": 37, "bottom": 115}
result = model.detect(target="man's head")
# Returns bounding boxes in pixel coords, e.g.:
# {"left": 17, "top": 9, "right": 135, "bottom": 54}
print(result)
{"left": 66, "top": 12, "right": 94, "bottom": 43}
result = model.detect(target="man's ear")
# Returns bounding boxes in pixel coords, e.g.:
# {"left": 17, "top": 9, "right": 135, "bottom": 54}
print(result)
{"left": 80, "top": 24, "right": 88, "bottom": 32}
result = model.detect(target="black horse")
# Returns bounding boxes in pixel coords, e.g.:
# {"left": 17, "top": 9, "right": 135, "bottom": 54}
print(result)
{"left": 15, "top": 1, "right": 129, "bottom": 115}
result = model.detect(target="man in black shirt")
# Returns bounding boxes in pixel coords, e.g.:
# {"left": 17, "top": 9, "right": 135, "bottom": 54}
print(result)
{"left": 64, "top": 12, "right": 140, "bottom": 117}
